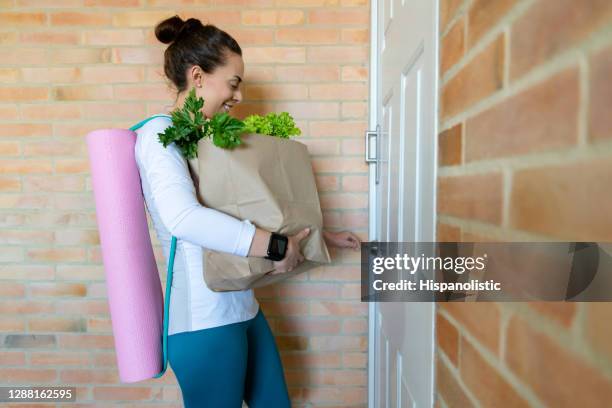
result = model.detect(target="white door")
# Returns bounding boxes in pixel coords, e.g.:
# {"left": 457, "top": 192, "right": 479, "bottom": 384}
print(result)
{"left": 367, "top": 0, "right": 438, "bottom": 407}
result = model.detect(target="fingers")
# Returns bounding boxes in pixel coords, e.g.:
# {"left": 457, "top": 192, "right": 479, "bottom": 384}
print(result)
{"left": 288, "top": 257, "right": 300, "bottom": 271}
{"left": 347, "top": 232, "right": 361, "bottom": 248}
{"left": 271, "top": 229, "right": 312, "bottom": 275}
{"left": 335, "top": 231, "right": 360, "bottom": 250}
{"left": 295, "top": 227, "right": 311, "bottom": 242}
{"left": 273, "top": 255, "right": 304, "bottom": 275}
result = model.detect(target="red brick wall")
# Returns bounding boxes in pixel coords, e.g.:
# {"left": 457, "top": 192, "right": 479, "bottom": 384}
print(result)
{"left": 437, "top": 0, "right": 612, "bottom": 406}
{"left": 0, "top": 1, "right": 369, "bottom": 406}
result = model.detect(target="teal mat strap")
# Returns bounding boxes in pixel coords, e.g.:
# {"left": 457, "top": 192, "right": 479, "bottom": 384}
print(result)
{"left": 129, "top": 114, "right": 175, "bottom": 378}
{"left": 153, "top": 235, "right": 176, "bottom": 378}
{"left": 128, "top": 114, "right": 171, "bottom": 132}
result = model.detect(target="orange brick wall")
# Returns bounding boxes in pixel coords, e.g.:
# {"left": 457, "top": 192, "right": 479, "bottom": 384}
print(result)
{"left": 437, "top": 0, "right": 612, "bottom": 407}
{"left": 0, "top": 1, "right": 369, "bottom": 406}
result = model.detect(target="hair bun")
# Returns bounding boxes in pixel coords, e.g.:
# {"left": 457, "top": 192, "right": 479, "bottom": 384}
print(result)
{"left": 155, "top": 15, "right": 185, "bottom": 45}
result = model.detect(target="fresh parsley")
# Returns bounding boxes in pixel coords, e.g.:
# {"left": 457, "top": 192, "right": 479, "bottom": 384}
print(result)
{"left": 157, "top": 87, "right": 301, "bottom": 159}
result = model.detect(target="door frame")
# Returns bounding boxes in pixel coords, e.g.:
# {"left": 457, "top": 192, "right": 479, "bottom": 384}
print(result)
{"left": 367, "top": 0, "right": 441, "bottom": 406}
{"left": 367, "top": 0, "right": 378, "bottom": 406}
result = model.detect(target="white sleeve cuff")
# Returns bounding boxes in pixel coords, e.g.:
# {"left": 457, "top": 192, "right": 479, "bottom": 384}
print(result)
{"left": 234, "top": 219, "right": 257, "bottom": 257}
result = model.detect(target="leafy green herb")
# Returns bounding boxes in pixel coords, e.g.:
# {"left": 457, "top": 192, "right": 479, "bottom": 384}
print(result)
{"left": 209, "top": 112, "right": 245, "bottom": 149}
{"left": 157, "top": 87, "right": 301, "bottom": 159}
{"left": 243, "top": 112, "right": 301, "bottom": 139}
{"left": 157, "top": 88, "right": 211, "bottom": 159}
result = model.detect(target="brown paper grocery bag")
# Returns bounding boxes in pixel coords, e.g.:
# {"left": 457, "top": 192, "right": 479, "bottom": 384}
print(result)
{"left": 187, "top": 132, "right": 331, "bottom": 291}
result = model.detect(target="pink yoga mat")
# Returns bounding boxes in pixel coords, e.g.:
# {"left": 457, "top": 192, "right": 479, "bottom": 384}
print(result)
{"left": 86, "top": 128, "right": 163, "bottom": 383}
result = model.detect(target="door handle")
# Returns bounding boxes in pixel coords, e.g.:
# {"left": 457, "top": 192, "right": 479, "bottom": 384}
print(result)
{"left": 365, "top": 124, "right": 381, "bottom": 185}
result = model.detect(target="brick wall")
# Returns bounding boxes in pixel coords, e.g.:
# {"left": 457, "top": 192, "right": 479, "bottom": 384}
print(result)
{"left": 0, "top": 1, "right": 369, "bottom": 406}
{"left": 437, "top": 0, "right": 612, "bottom": 407}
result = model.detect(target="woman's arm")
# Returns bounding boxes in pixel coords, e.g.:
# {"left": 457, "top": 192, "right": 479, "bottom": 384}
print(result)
{"left": 247, "top": 227, "right": 272, "bottom": 257}
{"left": 137, "top": 117, "right": 261, "bottom": 257}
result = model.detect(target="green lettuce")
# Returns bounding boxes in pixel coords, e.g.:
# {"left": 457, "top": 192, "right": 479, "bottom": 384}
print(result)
{"left": 243, "top": 112, "right": 301, "bottom": 139}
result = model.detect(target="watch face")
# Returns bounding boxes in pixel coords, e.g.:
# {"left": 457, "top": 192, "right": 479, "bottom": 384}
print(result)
{"left": 277, "top": 237, "right": 287, "bottom": 256}
{"left": 268, "top": 234, "right": 288, "bottom": 261}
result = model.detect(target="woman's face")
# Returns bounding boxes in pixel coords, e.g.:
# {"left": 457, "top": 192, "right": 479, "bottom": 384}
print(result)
{"left": 190, "top": 51, "right": 244, "bottom": 118}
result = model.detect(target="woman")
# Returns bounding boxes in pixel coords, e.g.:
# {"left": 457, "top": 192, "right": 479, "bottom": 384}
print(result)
{"left": 135, "top": 15, "right": 361, "bottom": 407}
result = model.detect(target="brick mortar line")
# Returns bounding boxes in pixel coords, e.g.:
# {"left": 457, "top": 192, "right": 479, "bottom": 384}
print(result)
{"left": 0, "top": 44, "right": 370, "bottom": 49}
{"left": 439, "top": 308, "right": 547, "bottom": 408}
{"left": 437, "top": 138, "right": 612, "bottom": 178}
{"left": 501, "top": 168, "right": 511, "bottom": 229}
{"left": 463, "top": 0, "right": 473, "bottom": 49}
{"left": 436, "top": 393, "right": 449, "bottom": 408}
{"left": 0, "top": 75, "right": 363, "bottom": 88}
{"left": 563, "top": 303, "right": 612, "bottom": 381}
{"left": 459, "top": 121, "right": 465, "bottom": 165}
{"left": 436, "top": 342, "right": 482, "bottom": 408}
{"left": 436, "top": 214, "right": 565, "bottom": 242}
{"left": 439, "top": 0, "right": 472, "bottom": 39}
{"left": 572, "top": 301, "right": 588, "bottom": 343}
{"left": 577, "top": 53, "right": 589, "bottom": 147}
{"left": 498, "top": 304, "right": 512, "bottom": 366}
{"left": 503, "top": 25, "right": 510, "bottom": 88}
{"left": 9, "top": 17, "right": 370, "bottom": 28}
{"left": 7, "top": 4, "right": 353, "bottom": 11}
{"left": 0, "top": 116, "right": 367, "bottom": 124}
{"left": 456, "top": 324, "right": 463, "bottom": 380}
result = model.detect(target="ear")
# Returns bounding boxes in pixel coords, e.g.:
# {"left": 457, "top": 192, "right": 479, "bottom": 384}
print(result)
{"left": 189, "top": 65, "right": 204, "bottom": 88}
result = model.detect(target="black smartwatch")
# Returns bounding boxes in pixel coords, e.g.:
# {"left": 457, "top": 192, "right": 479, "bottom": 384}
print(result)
{"left": 264, "top": 232, "right": 288, "bottom": 261}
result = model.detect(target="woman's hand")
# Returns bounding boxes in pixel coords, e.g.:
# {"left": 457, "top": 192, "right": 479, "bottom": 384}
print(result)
{"left": 269, "top": 227, "right": 310, "bottom": 275}
{"left": 323, "top": 230, "right": 361, "bottom": 251}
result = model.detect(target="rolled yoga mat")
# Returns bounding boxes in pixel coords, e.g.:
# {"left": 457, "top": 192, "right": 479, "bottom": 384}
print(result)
{"left": 86, "top": 126, "right": 168, "bottom": 383}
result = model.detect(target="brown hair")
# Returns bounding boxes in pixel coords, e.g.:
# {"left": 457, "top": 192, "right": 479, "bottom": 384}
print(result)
{"left": 154, "top": 15, "right": 242, "bottom": 94}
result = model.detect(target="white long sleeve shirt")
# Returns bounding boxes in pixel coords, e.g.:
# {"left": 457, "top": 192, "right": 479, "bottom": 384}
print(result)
{"left": 134, "top": 114, "right": 259, "bottom": 335}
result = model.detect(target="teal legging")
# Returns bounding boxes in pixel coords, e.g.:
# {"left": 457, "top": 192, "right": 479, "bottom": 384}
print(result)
{"left": 167, "top": 307, "right": 291, "bottom": 407}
